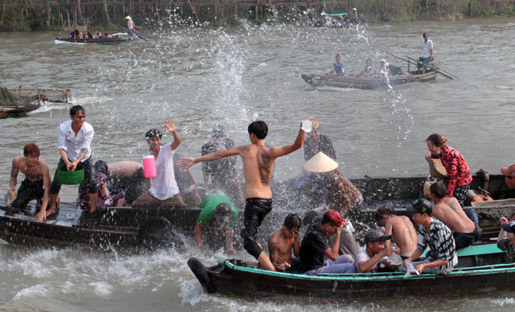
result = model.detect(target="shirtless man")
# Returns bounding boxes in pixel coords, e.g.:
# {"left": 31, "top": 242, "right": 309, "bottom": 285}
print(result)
{"left": 268, "top": 214, "right": 302, "bottom": 271}
{"left": 375, "top": 206, "right": 417, "bottom": 260}
{"left": 430, "top": 181, "right": 481, "bottom": 249}
{"left": 9, "top": 143, "right": 51, "bottom": 221}
{"left": 179, "top": 120, "right": 305, "bottom": 271}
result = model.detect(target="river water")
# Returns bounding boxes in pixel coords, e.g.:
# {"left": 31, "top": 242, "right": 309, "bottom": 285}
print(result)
{"left": 1, "top": 18, "right": 514, "bottom": 311}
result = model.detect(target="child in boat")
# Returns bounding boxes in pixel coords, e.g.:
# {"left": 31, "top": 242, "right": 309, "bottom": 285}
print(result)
{"left": 497, "top": 217, "right": 515, "bottom": 263}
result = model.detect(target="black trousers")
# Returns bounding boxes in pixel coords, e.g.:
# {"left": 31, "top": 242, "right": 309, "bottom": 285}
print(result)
{"left": 241, "top": 198, "right": 272, "bottom": 259}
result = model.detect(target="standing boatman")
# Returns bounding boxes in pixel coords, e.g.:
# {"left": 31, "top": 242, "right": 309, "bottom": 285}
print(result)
{"left": 418, "top": 32, "right": 434, "bottom": 74}
{"left": 49, "top": 105, "right": 97, "bottom": 216}
{"left": 125, "top": 16, "right": 137, "bottom": 36}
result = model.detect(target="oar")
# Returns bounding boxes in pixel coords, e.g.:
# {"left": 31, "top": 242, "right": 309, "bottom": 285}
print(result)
{"left": 109, "top": 22, "right": 148, "bottom": 41}
{"left": 404, "top": 55, "right": 457, "bottom": 80}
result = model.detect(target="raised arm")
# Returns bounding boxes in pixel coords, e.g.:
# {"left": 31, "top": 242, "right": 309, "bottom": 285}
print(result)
{"left": 324, "top": 224, "right": 343, "bottom": 261}
{"left": 269, "top": 125, "right": 305, "bottom": 159}
{"left": 178, "top": 147, "right": 241, "bottom": 169}
{"left": 165, "top": 120, "right": 181, "bottom": 151}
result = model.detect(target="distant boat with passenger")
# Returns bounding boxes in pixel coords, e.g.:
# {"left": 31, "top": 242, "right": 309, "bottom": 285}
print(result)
{"left": 301, "top": 70, "right": 437, "bottom": 90}
{"left": 55, "top": 32, "right": 138, "bottom": 45}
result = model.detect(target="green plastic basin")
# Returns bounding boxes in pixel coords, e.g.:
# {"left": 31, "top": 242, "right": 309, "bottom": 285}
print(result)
{"left": 57, "top": 163, "right": 84, "bottom": 185}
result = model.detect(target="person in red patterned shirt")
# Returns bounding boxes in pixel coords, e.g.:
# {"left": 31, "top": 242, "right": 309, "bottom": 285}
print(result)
{"left": 425, "top": 133, "right": 473, "bottom": 206}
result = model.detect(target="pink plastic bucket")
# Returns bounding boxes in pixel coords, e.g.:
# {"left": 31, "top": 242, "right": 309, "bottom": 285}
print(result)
{"left": 143, "top": 155, "right": 157, "bottom": 178}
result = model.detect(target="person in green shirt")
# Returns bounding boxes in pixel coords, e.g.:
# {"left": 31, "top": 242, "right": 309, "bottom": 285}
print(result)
{"left": 194, "top": 193, "right": 238, "bottom": 253}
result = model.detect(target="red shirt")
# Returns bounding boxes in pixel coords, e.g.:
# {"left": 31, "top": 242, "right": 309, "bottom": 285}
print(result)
{"left": 433, "top": 145, "right": 472, "bottom": 196}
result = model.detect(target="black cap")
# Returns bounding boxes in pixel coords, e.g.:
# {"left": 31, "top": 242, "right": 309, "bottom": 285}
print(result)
{"left": 423, "top": 32, "right": 428, "bottom": 37}
{"left": 408, "top": 198, "right": 433, "bottom": 215}
{"left": 502, "top": 221, "right": 515, "bottom": 233}
{"left": 365, "top": 229, "right": 391, "bottom": 244}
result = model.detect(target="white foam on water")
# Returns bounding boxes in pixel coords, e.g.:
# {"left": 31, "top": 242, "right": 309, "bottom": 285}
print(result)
{"left": 89, "top": 281, "right": 113, "bottom": 298}
{"left": 13, "top": 283, "right": 48, "bottom": 300}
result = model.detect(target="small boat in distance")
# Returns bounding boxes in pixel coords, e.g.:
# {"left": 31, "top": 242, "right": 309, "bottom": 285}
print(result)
{"left": 55, "top": 33, "right": 137, "bottom": 45}
{"left": 0, "top": 87, "right": 71, "bottom": 118}
{"left": 302, "top": 70, "right": 437, "bottom": 90}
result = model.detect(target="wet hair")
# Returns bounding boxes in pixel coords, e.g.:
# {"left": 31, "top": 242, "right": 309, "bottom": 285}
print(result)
{"left": 145, "top": 129, "right": 162, "bottom": 141}
{"left": 214, "top": 203, "right": 232, "bottom": 219}
{"left": 375, "top": 206, "right": 395, "bottom": 221}
{"left": 70, "top": 105, "right": 85, "bottom": 117}
{"left": 430, "top": 181, "right": 447, "bottom": 199}
{"left": 23, "top": 143, "right": 40, "bottom": 158}
{"left": 426, "top": 133, "right": 447, "bottom": 147}
{"left": 94, "top": 160, "right": 108, "bottom": 175}
{"left": 284, "top": 214, "right": 302, "bottom": 230}
{"left": 248, "top": 121, "right": 268, "bottom": 139}
{"left": 321, "top": 209, "right": 343, "bottom": 227}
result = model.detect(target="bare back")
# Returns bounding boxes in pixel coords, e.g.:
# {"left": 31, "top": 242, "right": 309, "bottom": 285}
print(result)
{"left": 433, "top": 198, "right": 475, "bottom": 233}
{"left": 239, "top": 144, "right": 276, "bottom": 198}
{"left": 386, "top": 215, "right": 417, "bottom": 255}
{"left": 108, "top": 161, "right": 142, "bottom": 178}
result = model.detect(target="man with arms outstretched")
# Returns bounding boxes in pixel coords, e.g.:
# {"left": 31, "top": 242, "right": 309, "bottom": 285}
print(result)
{"left": 179, "top": 120, "right": 305, "bottom": 271}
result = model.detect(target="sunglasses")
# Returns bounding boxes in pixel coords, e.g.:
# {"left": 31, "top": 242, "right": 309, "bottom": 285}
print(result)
{"left": 506, "top": 176, "right": 514, "bottom": 180}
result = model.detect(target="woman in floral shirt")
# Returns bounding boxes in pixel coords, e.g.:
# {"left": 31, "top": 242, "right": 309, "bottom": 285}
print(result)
{"left": 425, "top": 133, "right": 472, "bottom": 206}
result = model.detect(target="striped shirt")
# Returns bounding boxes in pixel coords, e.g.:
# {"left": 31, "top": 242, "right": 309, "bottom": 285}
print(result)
{"left": 417, "top": 217, "right": 457, "bottom": 268}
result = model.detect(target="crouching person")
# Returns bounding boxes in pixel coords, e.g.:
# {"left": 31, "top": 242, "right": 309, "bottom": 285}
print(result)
{"left": 300, "top": 209, "right": 355, "bottom": 274}
{"left": 194, "top": 194, "right": 238, "bottom": 253}
{"left": 403, "top": 198, "right": 457, "bottom": 274}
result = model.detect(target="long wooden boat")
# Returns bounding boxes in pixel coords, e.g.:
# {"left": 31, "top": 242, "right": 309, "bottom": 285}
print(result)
{"left": 1, "top": 87, "right": 71, "bottom": 118}
{"left": 0, "top": 198, "right": 200, "bottom": 250}
{"left": 0, "top": 173, "right": 512, "bottom": 250}
{"left": 55, "top": 33, "right": 137, "bottom": 45}
{"left": 301, "top": 70, "right": 437, "bottom": 89}
{"left": 188, "top": 244, "right": 514, "bottom": 302}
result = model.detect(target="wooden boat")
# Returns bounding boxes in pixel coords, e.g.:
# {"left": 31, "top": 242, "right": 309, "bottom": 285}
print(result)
{"left": 0, "top": 87, "right": 71, "bottom": 118}
{"left": 55, "top": 33, "right": 137, "bottom": 45}
{"left": 188, "top": 244, "right": 514, "bottom": 301}
{"left": 0, "top": 198, "right": 201, "bottom": 250}
{"left": 301, "top": 70, "right": 437, "bottom": 90}
{"left": 0, "top": 173, "right": 511, "bottom": 250}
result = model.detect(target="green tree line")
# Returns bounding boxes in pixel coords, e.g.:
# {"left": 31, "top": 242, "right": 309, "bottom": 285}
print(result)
{"left": 1, "top": 0, "right": 514, "bottom": 31}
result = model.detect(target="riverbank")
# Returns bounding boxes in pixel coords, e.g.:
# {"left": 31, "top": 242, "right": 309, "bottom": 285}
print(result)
{"left": 1, "top": 0, "right": 515, "bottom": 31}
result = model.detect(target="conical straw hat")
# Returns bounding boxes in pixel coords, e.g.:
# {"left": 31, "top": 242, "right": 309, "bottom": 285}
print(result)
{"left": 125, "top": 16, "right": 132, "bottom": 20}
{"left": 304, "top": 152, "right": 338, "bottom": 173}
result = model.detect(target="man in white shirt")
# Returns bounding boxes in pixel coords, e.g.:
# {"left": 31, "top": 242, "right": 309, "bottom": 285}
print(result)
{"left": 418, "top": 32, "right": 434, "bottom": 74}
{"left": 132, "top": 120, "right": 185, "bottom": 208}
{"left": 49, "top": 105, "right": 96, "bottom": 215}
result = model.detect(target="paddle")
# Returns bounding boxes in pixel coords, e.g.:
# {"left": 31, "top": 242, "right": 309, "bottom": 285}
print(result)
{"left": 109, "top": 22, "right": 148, "bottom": 41}
{"left": 404, "top": 55, "right": 458, "bottom": 80}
